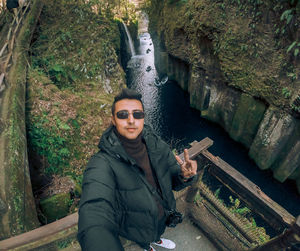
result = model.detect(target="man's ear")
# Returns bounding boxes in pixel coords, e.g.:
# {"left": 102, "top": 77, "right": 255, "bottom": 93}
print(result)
{"left": 111, "top": 115, "right": 116, "bottom": 126}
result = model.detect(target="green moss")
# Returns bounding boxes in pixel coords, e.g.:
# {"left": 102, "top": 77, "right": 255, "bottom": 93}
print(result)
{"left": 6, "top": 84, "right": 39, "bottom": 233}
{"left": 6, "top": 74, "right": 27, "bottom": 233}
{"left": 147, "top": 0, "right": 299, "bottom": 111}
{"left": 0, "top": 0, "right": 45, "bottom": 236}
{"left": 74, "top": 182, "right": 82, "bottom": 197}
{"left": 5, "top": 92, "right": 38, "bottom": 234}
{"left": 26, "top": 0, "right": 125, "bottom": 182}
{"left": 27, "top": 112, "right": 73, "bottom": 174}
{"left": 40, "top": 193, "right": 71, "bottom": 223}
{"left": 19, "top": 0, "right": 44, "bottom": 49}
{"left": 229, "top": 94, "right": 267, "bottom": 147}
{"left": 31, "top": 0, "right": 122, "bottom": 89}
{"left": 57, "top": 238, "right": 74, "bottom": 249}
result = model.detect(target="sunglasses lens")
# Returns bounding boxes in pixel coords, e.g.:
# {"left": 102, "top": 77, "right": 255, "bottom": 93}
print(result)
{"left": 116, "top": 110, "right": 145, "bottom": 119}
{"left": 116, "top": 111, "right": 129, "bottom": 119}
{"left": 133, "top": 111, "right": 145, "bottom": 119}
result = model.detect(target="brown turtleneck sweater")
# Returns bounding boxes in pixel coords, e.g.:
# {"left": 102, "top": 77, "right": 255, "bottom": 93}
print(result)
{"left": 114, "top": 128, "right": 165, "bottom": 219}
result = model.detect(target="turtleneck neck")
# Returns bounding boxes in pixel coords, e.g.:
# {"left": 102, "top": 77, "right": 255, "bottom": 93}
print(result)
{"left": 113, "top": 127, "right": 144, "bottom": 154}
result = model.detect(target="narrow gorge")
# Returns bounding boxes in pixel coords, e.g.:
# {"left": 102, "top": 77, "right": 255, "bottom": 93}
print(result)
{"left": 146, "top": 0, "right": 300, "bottom": 194}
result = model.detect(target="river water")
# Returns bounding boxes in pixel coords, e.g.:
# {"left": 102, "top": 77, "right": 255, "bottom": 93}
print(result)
{"left": 124, "top": 30, "right": 300, "bottom": 218}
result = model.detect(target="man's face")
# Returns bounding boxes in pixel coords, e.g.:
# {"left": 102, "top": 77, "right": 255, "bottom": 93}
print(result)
{"left": 112, "top": 99, "right": 144, "bottom": 140}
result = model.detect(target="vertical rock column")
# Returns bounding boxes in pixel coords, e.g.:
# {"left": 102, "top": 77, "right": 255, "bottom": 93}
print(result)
{"left": 249, "top": 106, "right": 300, "bottom": 191}
{"left": 229, "top": 94, "right": 267, "bottom": 148}
{"left": 0, "top": 0, "right": 43, "bottom": 239}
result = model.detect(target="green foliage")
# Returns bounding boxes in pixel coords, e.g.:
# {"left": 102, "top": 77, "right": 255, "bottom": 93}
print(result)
{"left": 194, "top": 191, "right": 203, "bottom": 203}
{"left": 282, "top": 87, "right": 291, "bottom": 98}
{"left": 291, "top": 104, "right": 300, "bottom": 112}
{"left": 30, "top": 0, "right": 121, "bottom": 89}
{"left": 287, "top": 71, "right": 297, "bottom": 81}
{"left": 287, "top": 41, "right": 300, "bottom": 57}
{"left": 172, "top": 148, "right": 178, "bottom": 155}
{"left": 228, "top": 195, "right": 268, "bottom": 243}
{"left": 198, "top": 184, "right": 269, "bottom": 244}
{"left": 228, "top": 0, "right": 299, "bottom": 61}
{"left": 280, "top": 9, "right": 294, "bottom": 24}
{"left": 229, "top": 195, "right": 251, "bottom": 216}
{"left": 57, "top": 239, "right": 73, "bottom": 249}
{"left": 167, "top": 0, "right": 188, "bottom": 5}
{"left": 229, "top": 195, "right": 240, "bottom": 209}
{"left": 27, "top": 115, "right": 71, "bottom": 174}
{"left": 234, "top": 207, "right": 251, "bottom": 215}
{"left": 214, "top": 187, "right": 221, "bottom": 198}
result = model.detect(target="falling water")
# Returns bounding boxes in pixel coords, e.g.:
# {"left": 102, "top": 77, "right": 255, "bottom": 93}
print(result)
{"left": 122, "top": 22, "right": 136, "bottom": 57}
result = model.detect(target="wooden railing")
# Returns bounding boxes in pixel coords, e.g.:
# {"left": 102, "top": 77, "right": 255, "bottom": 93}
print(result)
{"left": 0, "top": 0, "right": 31, "bottom": 94}
{"left": 184, "top": 138, "right": 299, "bottom": 250}
{"left": 0, "top": 214, "right": 78, "bottom": 250}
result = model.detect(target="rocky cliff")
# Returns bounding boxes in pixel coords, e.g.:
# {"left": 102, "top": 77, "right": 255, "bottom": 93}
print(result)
{"left": 147, "top": 0, "right": 300, "bottom": 193}
{"left": 0, "top": 0, "right": 43, "bottom": 239}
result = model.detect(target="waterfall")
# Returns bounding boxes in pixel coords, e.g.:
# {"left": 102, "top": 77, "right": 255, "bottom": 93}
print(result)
{"left": 122, "top": 22, "right": 136, "bottom": 57}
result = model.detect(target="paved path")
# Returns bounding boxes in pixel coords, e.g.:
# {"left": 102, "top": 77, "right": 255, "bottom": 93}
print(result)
{"left": 62, "top": 196, "right": 217, "bottom": 251}
{"left": 63, "top": 216, "right": 217, "bottom": 251}
{"left": 62, "top": 197, "right": 218, "bottom": 251}
{"left": 124, "top": 218, "right": 217, "bottom": 251}
{"left": 124, "top": 196, "right": 217, "bottom": 251}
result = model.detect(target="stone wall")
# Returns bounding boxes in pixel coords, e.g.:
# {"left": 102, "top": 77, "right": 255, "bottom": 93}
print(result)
{"left": 0, "top": 0, "right": 43, "bottom": 239}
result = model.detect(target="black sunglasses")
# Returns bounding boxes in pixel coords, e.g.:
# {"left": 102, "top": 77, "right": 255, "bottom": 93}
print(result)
{"left": 116, "top": 110, "right": 145, "bottom": 119}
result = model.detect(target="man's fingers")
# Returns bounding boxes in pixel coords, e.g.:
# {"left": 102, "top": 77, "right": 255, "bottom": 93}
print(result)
{"left": 175, "top": 155, "right": 184, "bottom": 165}
{"left": 184, "top": 149, "right": 190, "bottom": 162}
{"left": 181, "top": 164, "right": 189, "bottom": 171}
{"left": 181, "top": 150, "right": 198, "bottom": 178}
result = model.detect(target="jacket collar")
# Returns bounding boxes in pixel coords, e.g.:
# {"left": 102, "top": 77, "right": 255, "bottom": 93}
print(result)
{"left": 98, "top": 124, "right": 158, "bottom": 165}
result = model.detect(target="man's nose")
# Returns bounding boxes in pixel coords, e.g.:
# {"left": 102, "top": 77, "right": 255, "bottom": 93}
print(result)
{"left": 127, "top": 114, "right": 134, "bottom": 123}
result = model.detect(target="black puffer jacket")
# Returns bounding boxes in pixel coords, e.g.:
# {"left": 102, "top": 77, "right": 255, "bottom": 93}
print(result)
{"left": 6, "top": 0, "right": 19, "bottom": 9}
{"left": 77, "top": 125, "right": 196, "bottom": 250}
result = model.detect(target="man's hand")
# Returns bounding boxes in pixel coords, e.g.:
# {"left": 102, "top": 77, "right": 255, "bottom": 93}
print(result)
{"left": 175, "top": 149, "right": 197, "bottom": 180}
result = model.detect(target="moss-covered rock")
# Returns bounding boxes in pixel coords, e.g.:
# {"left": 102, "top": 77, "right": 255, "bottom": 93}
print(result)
{"left": 273, "top": 141, "right": 300, "bottom": 182}
{"left": 73, "top": 182, "right": 82, "bottom": 198}
{"left": 188, "top": 69, "right": 241, "bottom": 133}
{"left": 40, "top": 193, "right": 71, "bottom": 223}
{"left": 229, "top": 94, "right": 267, "bottom": 148}
{"left": 148, "top": 0, "right": 300, "bottom": 111}
{"left": 0, "top": 0, "right": 43, "bottom": 239}
{"left": 249, "top": 106, "right": 298, "bottom": 170}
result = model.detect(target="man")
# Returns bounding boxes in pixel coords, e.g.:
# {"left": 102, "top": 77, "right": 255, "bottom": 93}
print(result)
{"left": 78, "top": 88, "right": 198, "bottom": 251}
{"left": 6, "top": 0, "right": 27, "bottom": 11}
{"left": 6, "top": 0, "right": 19, "bottom": 10}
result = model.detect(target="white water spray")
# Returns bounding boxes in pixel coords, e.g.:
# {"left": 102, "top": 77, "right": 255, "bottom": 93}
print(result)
{"left": 122, "top": 22, "right": 136, "bottom": 57}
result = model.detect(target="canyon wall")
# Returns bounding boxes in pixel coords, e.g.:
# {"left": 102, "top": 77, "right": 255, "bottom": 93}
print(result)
{"left": 149, "top": 0, "right": 300, "bottom": 193}
{"left": 0, "top": 1, "right": 44, "bottom": 239}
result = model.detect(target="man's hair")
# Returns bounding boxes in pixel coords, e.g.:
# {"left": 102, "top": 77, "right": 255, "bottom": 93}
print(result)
{"left": 111, "top": 88, "right": 144, "bottom": 115}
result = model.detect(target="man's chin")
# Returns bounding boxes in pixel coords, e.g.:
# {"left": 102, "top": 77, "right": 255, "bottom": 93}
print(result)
{"left": 122, "top": 130, "right": 141, "bottom": 140}
{"left": 117, "top": 128, "right": 143, "bottom": 140}
{"left": 125, "top": 134, "right": 139, "bottom": 140}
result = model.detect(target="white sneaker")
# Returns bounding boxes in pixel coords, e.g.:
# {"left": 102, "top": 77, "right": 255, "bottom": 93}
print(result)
{"left": 152, "top": 238, "right": 176, "bottom": 249}
{"left": 143, "top": 246, "right": 156, "bottom": 251}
